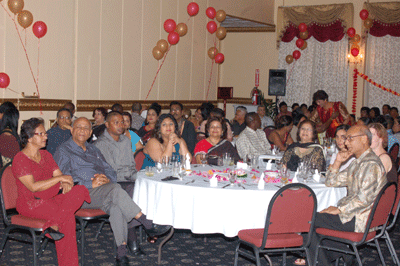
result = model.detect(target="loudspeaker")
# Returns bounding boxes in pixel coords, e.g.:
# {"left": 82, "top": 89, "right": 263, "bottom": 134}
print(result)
{"left": 268, "top": 69, "right": 286, "bottom": 96}
{"left": 217, "top": 87, "right": 233, "bottom": 99}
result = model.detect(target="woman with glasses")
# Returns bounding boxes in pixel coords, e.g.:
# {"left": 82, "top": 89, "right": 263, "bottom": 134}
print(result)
{"left": 281, "top": 120, "right": 326, "bottom": 172}
{"left": 11, "top": 118, "right": 90, "bottom": 266}
{"left": 329, "top": 125, "right": 355, "bottom": 172}
{"left": 194, "top": 117, "right": 239, "bottom": 165}
{"left": 368, "top": 123, "right": 397, "bottom": 183}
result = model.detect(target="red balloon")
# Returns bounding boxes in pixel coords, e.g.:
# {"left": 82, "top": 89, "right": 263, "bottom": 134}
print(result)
{"left": 0, "top": 72, "right": 10, "bottom": 88}
{"left": 293, "top": 50, "right": 301, "bottom": 60}
{"left": 298, "top": 23, "right": 307, "bottom": 32}
{"left": 168, "top": 32, "right": 180, "bottom": 45}
{"left": 347, "top": 27, "right": 356, "bottom": 38}
{"left": 164, "top": 19, "right": 176, "bottom": 33}
{"left": 214, "top": 53, "right": 224, "bottom": 64}
{"left": 360, "top": 9, "right": 369, "bottom": 20}
{"left": 296, "top": 39, "right": 305, "bottom": 49}
{"left": 207, "top": 21, "right": 217, "bottom": 34}
{"left": 32, "top": 21, "right": 47, "bottom": 39}
{"left": 351, "top": 48, "right": 359, "bottom": 57}
{"left": 187, "top": 2, "right": 199, "bottom": 17}
{"left": 206, "top": 7, "right": 216, "bottom": 19}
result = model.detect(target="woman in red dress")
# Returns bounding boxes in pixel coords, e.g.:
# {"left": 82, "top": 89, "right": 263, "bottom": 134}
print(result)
{"left": 310, "top": 90, "right": 350, "bottom": 138}
{"left": 11, "top": 118, "right": 90, "bottom": 266}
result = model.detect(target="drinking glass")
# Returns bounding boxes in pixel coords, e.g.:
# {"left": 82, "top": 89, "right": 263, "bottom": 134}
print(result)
{"left": 275, "top": 159, "right": 282, "bottom": 171}
{"left": 200, "top": 154, "right": 208, "bottom": 167}
{"left": 156, "top": 160, "right": 163, "bottom": 173}
{"left": 223, "top": 153, "right": 231, "bottom": 166}
{"left": 172, "top": 161, "right": 181, "bottom": 177}
{"left": 280, "top": 167, "right": 289, "bottom": 186}
{"left": 229, "top": 170, "right": 237, "bottom": 186}
{"left": 251, "top": 155, "right": 259, "bottom": 169}
{"left": 162, "top": 156, "right": 170, "bottom": 170}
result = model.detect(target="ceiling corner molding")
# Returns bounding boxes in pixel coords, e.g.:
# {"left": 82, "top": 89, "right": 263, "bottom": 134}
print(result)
{"left": 222, "top": 15, "right": 276, "bottom": 33}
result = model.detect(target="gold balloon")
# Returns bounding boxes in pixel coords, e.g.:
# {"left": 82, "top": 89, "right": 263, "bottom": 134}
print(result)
{"left": 8, "top": 0, "right": 24, "bottom": 14}
{"left": 300, "top": 40, "right": 307, "bottom": 50}
{"left": 216, "top": 10, "right": 226, "bottom": 22}
{"left": 286, "top": 55, "right": 294, "bottom": 64}
{"left": 351, "top": 44, "right": 360, "bottom": 51}
{"left": 17, "top": 10, "right": 33, "bottom": 29}
{"left": 175, "top": 23, "right": 188, "bottom": 37}
{"left": 152, "top": 46, "right": 164, "bottom": 60}
{"left": 352, "top": 34, "right": 361, "bottom": 43}
{"left": 215, "top": 27, "right": 227, "bottom": 40}
{"left": 364, "top": 18, "right": 373, "bottom": 29}
{"left": 299, "top": 30, "right": 308, "bottom": 40}
{"left": 208, "top": 47, "right": 219, "bottom": 59}
{"left": 156, "top": 39, "right": 168, "bottom": 53}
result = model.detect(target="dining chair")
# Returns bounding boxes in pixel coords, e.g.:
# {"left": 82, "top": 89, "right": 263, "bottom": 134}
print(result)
{"left": 75, "top": 208, "right": 111, "bottom": 266}
{"left": 263, "top": 126, "right": 276, "bottom": 140}
{"left": 388, "top": 143, "right": 399, "bottom": 168}
{"left": 315, "top": 182, "right": 397, "bottom": 266}
{"left": 134, "top": 148, "right": 146, "bottom": 171}
{"left": 0, "top": 162, "right": 50, "bottom": 266}
{"left": 234, "top": 183, "right": 317, "bottom": 266}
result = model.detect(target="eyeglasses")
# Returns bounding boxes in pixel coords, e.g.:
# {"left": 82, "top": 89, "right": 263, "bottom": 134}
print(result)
{"left": 34, "top": 132, "right": 48, "bottom": 137}
{"left": 58, "top": 116, "right": 71, "bottom": 120}
{"left": 300, "top": 127, "right": 313, "bottom": 132}
{"left": 345, "top": 134, "right": 365, "bottom": 142}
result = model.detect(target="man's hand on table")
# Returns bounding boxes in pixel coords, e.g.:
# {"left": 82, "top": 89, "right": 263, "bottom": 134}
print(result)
{"left": 91, "top": 174, "right": 110, "bottom": 188}
{"left": 319, "top": 206, "right": 341, "bottom": 215}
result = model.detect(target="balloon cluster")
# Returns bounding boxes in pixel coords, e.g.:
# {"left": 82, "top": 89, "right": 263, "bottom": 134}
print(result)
{"left": 285, "top": 23, "right": 308, "bottom": 64}
{"left": 206, "top": 7, "right": 227, "bottom": 64}
{"left": 152, "top": 2, "right": 199, "bottom": 60}
{"left": 346, "top": 9, "right": 372, "bottom": 58}
{"left": 7, "top": 0, "right": 47, "bottom": 38}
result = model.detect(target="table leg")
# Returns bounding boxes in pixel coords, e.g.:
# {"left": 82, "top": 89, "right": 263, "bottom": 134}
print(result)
{"left": 157, "top": 227, "right": 175, "bottom": 264}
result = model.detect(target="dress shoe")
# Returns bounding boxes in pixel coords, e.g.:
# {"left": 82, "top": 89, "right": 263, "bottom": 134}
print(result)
{"left": 116, "top": 255, "right": 129, "bottom": 266}
{"left": 46, "top": 228, "right": 64, "bottom": 241}
{"left": 127, "top": 240, "right": 146, "bottom": 257}
{"left": 144, "top": 224, "right": 172, "bottom": 238}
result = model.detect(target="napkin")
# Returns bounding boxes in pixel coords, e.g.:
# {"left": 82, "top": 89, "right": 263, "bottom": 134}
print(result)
{"left": 258, "top": 173, "right": 265, "bottom": 189}
{"left": 210, "top": 174, "right": 218, "bottom": 187}
{"left": 292, "top": 171, "right": 299, "bottom": 183}
{"left": 265, "top": 160, "right": 272, "bottom": 170}
{"left": 185, "top": 153, "right": 191, "bottom": 170}
{"left": 237, "top": 162, "right": 248, "bottom": 170}
{"left": 313, "top": 169, "right": 320, "bottom": 182}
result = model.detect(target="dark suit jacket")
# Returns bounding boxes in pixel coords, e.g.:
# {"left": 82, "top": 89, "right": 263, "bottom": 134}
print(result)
{"left": 181, "top": 119, "right": 196, "bottom": 154}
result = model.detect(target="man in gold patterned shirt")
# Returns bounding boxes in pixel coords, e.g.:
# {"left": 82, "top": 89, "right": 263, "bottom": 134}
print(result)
{"left": 306, "top": 124, "right": 387, "bottom": 266}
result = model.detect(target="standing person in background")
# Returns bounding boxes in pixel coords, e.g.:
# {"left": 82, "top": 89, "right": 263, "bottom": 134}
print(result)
{"left": 310, "top": 90, "right": 350, "bottom": 138}
{"left": 257, "top": 105, "right": 274, "bottom": 129}
{"left": 46, "top": 108, "right": 73, "bottom": 156}
{"left": 170, "top": 101, "right": 196, "bottom": 154}
{"left": 0, "top": 107, "right": 21, "bottom": 166}
{"left": 231, "top": 106, "right": 247, "bottom": 137}
{"left": 130, "top": 103, "right": 145, "bottom": 131}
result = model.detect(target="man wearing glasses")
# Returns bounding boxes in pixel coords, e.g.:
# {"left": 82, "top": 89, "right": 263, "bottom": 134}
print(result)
{"left": 46, "top": 108, "right": 73, "bottom": 156}
{"left": 307, "top": 124, "right": 387, "bottom": 266}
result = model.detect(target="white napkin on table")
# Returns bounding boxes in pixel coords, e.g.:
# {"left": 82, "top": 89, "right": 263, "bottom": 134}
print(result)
{"left": 258, "top": 173, "right": 265, "bottom": 189}
{"left": 292, "top": 171, "right": 299, "bottom": 183}
{"left": 313, "top": 169, "right": 321, "bottom": 182}
{"left": 210, "top": 174, "right": 218, "bottom": 187}
{"left": 185, "top": 153, "right": 191, "bottom": 170}
{"left": 237, "top": 162, "right": 248, "bottom": 170}
{"left": 265, "top": 160, "right": 272, "bottom": 170}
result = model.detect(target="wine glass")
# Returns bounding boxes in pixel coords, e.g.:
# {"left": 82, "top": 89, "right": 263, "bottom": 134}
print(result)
{"left": 229, "top": 170, "right": 237, "bottom": 186}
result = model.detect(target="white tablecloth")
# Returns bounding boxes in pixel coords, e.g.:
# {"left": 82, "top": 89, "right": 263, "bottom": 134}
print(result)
{"left": 133, "top": 165, "right": 347, "bottom": 238}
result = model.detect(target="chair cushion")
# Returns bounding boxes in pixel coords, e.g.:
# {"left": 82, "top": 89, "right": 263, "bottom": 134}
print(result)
{"left": 75, "top": 208, "right": 108, "bottom": 218}
{"left": 238, "top": 229, "right": 304, "bottom": 248}
{"left": 316, "top": 228, "right": 376, "bottom": 242}
{"left": 11, "top": 214, "right": 47, "bottom": 229}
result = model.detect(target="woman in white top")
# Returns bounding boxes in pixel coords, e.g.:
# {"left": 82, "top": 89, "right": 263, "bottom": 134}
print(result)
{"left": 329, "top": 124, "right": 355, "bottom": 171}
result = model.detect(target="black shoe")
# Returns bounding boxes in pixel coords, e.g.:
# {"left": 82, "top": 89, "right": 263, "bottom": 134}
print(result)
{"left": 127, "top": 240, "right": 146, "bottom": 257}
{"left": 144, "top": 224, "right": 172, "bottom": 238}
{"left": 116, "top": 255, "right": 129, "bottom": 266}
{"left": 46, "top": 228, "right": 64, "bottom": 241}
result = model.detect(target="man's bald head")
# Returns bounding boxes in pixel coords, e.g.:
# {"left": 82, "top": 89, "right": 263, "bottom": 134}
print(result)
{"left": 345, "top": 124, "right": 371, "bottom": 158}
{"left": 71, "top": 117, "right": 92, "bottom": 147}
{"left": 349, "top": 124, "right": 372, "bottom": 145}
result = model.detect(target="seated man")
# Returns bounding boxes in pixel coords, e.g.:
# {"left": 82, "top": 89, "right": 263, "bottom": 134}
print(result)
{"left": 46, "top": 108, "right": 72, "bottom": 155}
{"left": 305, "top": 124, "right": 387, "bottom": 266}
{"left": 131, "top": 102, "right": 145, "bottom": 131}
{"left": 231, "top": 106, "right": 247, "bottom": 137}
{"left": 94, "top": 111, "right": 137, "bottom": 197}
{"left": 54, "top": 117, "right": 171, "bottom": 265}
{"left": 236, "top": 112, "right": 271, "bottom": 159}
{"left": 257, "top": 105, "right": 274, "bottom": 129}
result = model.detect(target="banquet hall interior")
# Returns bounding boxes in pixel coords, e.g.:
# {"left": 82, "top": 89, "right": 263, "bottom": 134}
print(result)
{"left": 1, "top": 0, "right": 400, "bottom": 265}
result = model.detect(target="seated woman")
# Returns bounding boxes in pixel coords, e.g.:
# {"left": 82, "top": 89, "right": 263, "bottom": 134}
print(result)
{"left": 122, "top": 112, "right": 142, "bottom": 154}
{"left": 11, "top": 118, "right": 90, "bottom": 266}
{"left": 199, "top": 108, "right": 233, "bottom": 142}
{"left": 137, "top": 102, "right": 161, "bottom": 146}
{"left": 368, "top": 123, "right": 397, "bottom": 183}
{"left": 268, "top": 115, "right": 294, "bottom": 151}
{"left": 194, "top": 117, "right": 240, "bottom": 165}
{"left": 281, "top": 120, "right": 326, "bottom": 172}
{"left": 0, "top": 107, "right": 21, "bottom": 167}
{"left": 142, "top": 114, "right": 191, "bottom": 168}
{"left": 329, "top": 124, "right": 355, "bottom": 172}
{"left": 91, "top": 107, "right": 107, "bottom": 141}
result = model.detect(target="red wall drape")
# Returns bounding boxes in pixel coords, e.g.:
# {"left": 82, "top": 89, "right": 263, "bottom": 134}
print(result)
{"left": 369, "top": 21, "right": 400, "bottom": 37}
{"left": 281, "top": 20, "right": 345, "bottom": 43}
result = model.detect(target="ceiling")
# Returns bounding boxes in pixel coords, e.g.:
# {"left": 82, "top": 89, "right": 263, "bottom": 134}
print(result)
{"left": 221, "top": 15, "right": 276, "bottom": 32}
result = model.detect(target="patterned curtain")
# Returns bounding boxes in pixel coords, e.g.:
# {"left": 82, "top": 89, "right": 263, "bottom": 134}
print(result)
{"left": 278, "top": 37, "right": 349, "bottom": 107}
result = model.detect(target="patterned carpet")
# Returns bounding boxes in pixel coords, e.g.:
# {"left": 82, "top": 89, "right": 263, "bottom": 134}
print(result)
{"left": 0, "top": 217, "right": 399, "bottom": 266}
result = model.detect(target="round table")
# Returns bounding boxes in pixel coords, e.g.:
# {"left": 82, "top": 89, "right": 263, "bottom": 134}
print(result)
{"left": 133, "top": 165, "right": 347, "bottom": 238}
